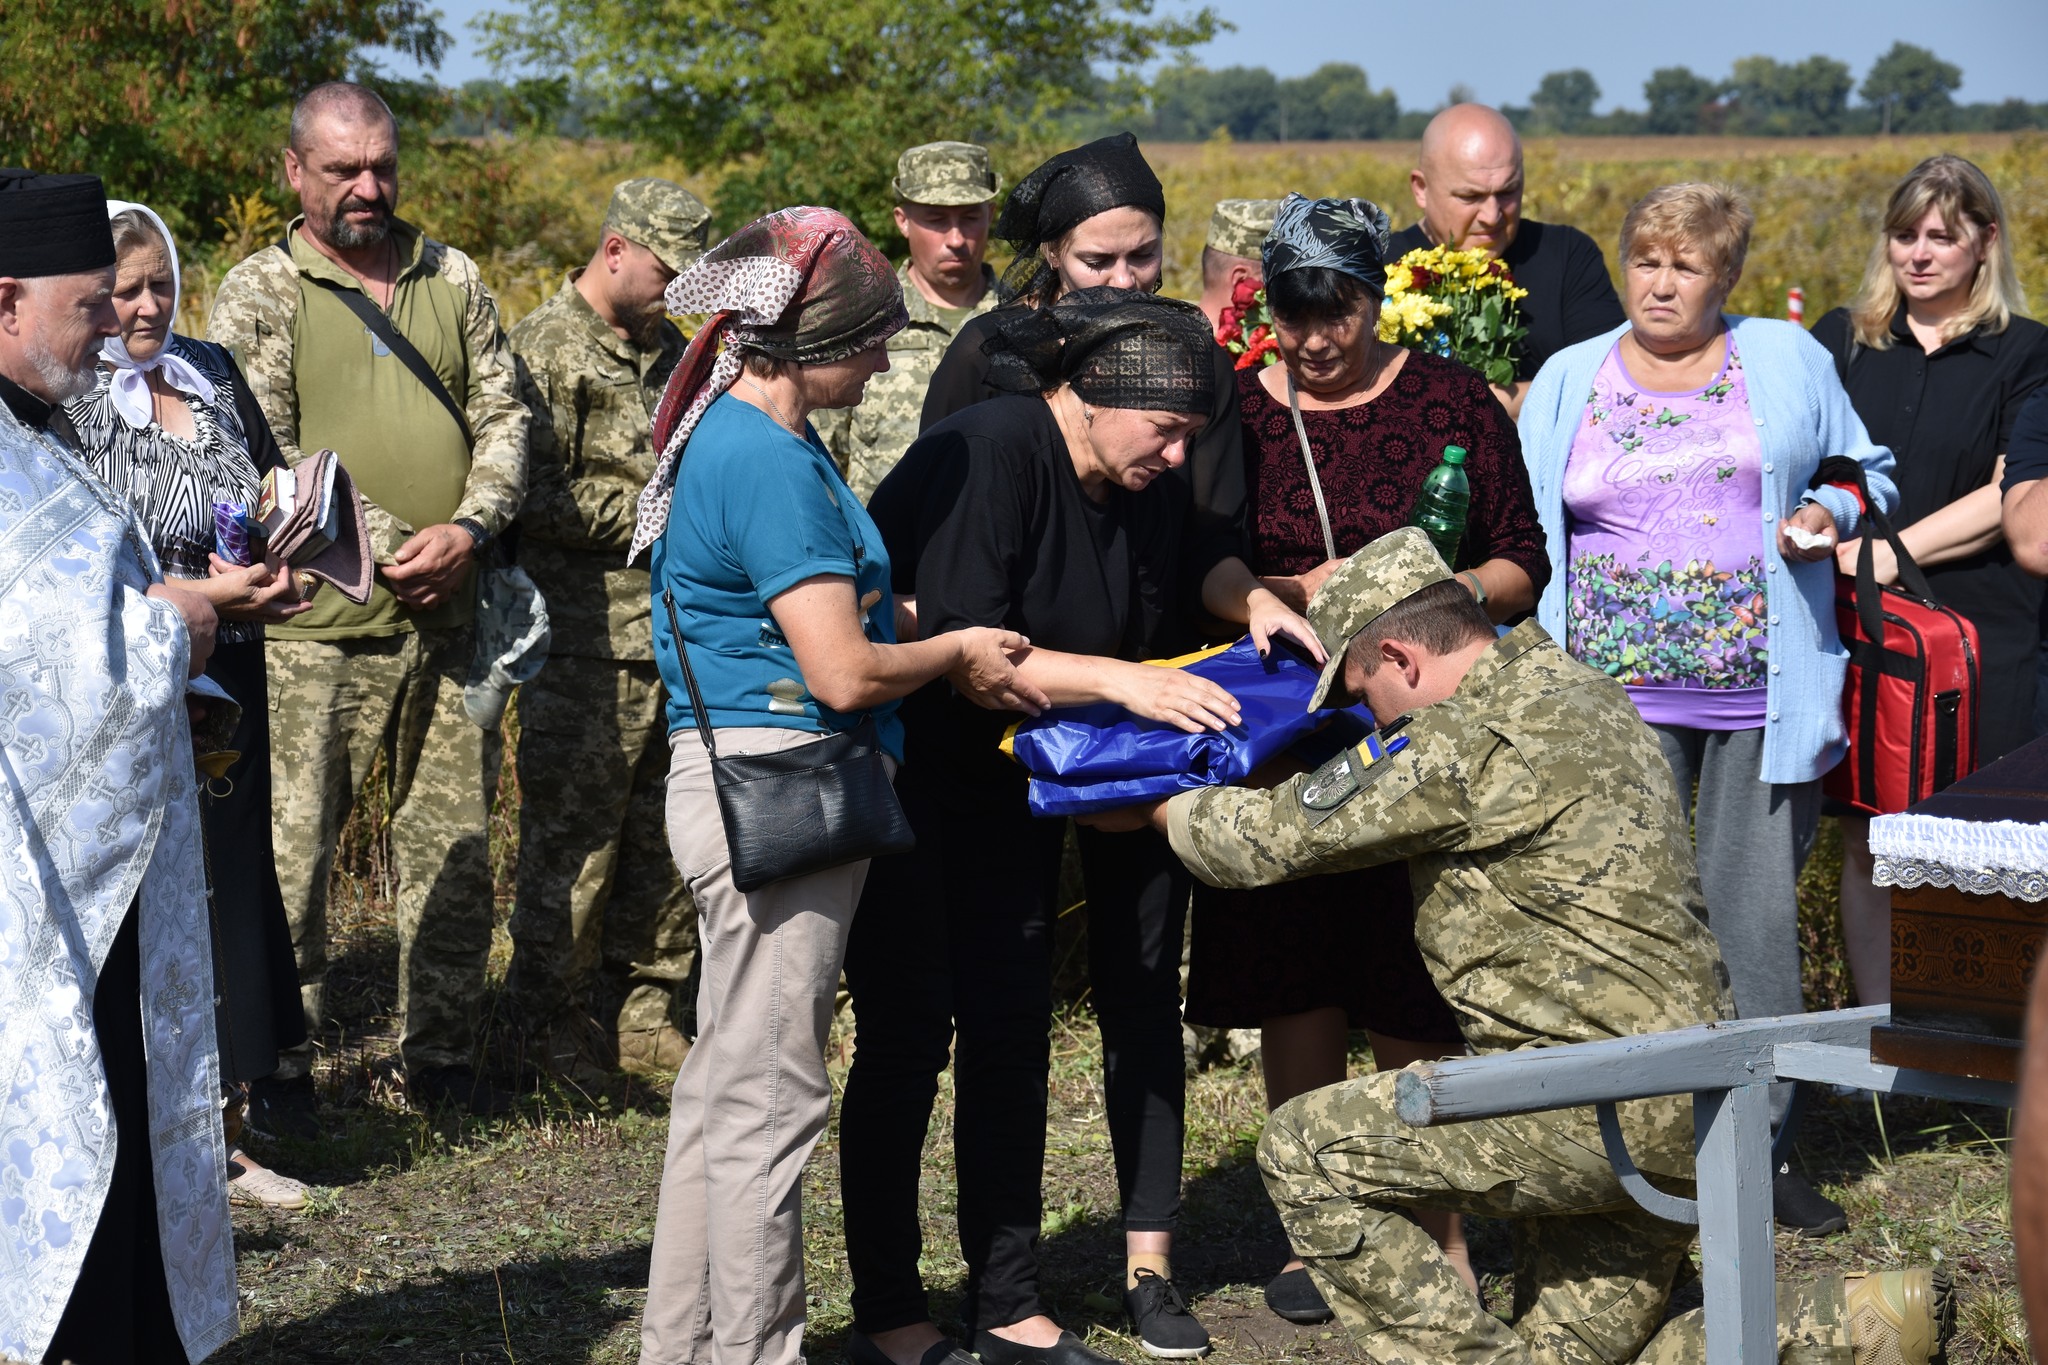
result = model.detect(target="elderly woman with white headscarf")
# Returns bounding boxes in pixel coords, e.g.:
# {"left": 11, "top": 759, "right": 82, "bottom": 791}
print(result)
{"left": 63, "top": 199, "right": 316, "bottom": 1211}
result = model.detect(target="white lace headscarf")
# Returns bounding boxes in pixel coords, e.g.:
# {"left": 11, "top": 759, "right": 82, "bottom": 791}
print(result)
{"left": 99, "top": 200, "right": 216, "bottom": 429}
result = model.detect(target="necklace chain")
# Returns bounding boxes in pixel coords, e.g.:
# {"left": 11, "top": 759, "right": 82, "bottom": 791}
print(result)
{"left": 738, "top": 376, "right": 800, "bottom": 434}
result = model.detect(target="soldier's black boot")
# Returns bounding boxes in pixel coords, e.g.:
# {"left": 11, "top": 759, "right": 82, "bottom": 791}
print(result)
{"left": 1774, "top": 1161, "right": 1849, "bottom": 1236}
{"left": 1263, "top": 1266, "right": 1334, "bottom": 1324}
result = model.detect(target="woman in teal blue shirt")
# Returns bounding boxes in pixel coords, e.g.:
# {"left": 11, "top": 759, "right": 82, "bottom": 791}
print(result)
{"left": 630, "top": 208, "right": 1040, "bottom": 1365}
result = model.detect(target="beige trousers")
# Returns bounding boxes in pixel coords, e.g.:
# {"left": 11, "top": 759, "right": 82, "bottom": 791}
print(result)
{"left": 641, "top": 727, "right": 870, "bottom": 1365}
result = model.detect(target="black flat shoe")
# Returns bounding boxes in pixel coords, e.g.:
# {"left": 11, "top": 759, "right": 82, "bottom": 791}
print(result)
{"left": 972, "top": 1329, "right": 1118, "bottom": 1365}
{"left": 1264, "top": 1266, "right": 1334, "bottom": 1324}
{"left": 846, "top": 1330, "right": 978, "bottom": 1365}
{"left": 1125, "top": 1267, "right": 1212, "bottom": 1357}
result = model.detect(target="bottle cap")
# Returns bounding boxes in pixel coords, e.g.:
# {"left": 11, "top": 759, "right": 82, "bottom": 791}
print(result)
{"left": 1443, "top": 445, "right": 1467, "bottom": 465}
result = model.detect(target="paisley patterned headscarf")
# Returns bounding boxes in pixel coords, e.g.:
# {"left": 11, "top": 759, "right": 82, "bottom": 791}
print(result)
{"left": 1260, "top": 192, "right": 1395, "bottom": 299}
{"left": 630, "top": 206, "right": 907, "bottom": 562}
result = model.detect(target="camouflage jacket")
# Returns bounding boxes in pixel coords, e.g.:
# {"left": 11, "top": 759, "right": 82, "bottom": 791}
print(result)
{"left": 509, "top": 271, "right": 682, "bottom": 660}
{"left": 814, "top": 261, "right": 998, "bottom": 502}
{"left": 207, "top": 217, "right": 528, "bottom": 636}
{"left": 1167, "top": 622, "right": 1735, "bottom": 1174}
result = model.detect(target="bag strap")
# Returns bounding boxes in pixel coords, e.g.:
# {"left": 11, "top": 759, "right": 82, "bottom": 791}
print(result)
{"left": 660, "top": 588, "right": 720, "bottom": 759}
{"left": 1815, "top": 456, "right": 1933, "bottom": 812}
{"left": 274, "top": 239, "right": 473, "bottom": 446}
{"left": 1285, "top": 374, "right": 1339, "bottom": 563}
{"left": 1809, "top": 456, "right": 1938, "bottom": 607}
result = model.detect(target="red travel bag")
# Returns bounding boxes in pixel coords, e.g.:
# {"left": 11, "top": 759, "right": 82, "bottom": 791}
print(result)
{"left": 1820, "top": 472, "right": 1980, "bottom": 817}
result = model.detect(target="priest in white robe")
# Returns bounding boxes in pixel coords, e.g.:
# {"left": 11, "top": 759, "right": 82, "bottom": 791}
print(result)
{"left": 0, "top": 168, "right": 234, "bottom": 1364}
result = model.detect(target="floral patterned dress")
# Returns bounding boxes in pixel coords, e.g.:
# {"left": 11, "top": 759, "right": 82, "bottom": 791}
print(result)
{"left": 1562, "top": 336, "right": 1770, "bottom": 730}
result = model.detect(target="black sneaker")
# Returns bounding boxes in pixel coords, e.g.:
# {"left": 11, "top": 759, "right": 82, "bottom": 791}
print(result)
{"left": 1263, "top": 1266, "right": 1334, "bottom": 1324}
{"left": 245, "top": 1073, "right": 323, "bottom": 1141}
{"left": 1774, "top": 1162, "right": 1848, "bottom": 1236}
{"left": 1124, "top": 1267, "right": 1211, "bottom": 1359}
{"left": 408, "top": 1065, "right": 517, "bottom": 1117}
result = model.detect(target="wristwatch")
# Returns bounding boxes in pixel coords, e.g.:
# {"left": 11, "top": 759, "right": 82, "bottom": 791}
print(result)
{"left": 453, "top": 517, "right": 490, "bottom": 553}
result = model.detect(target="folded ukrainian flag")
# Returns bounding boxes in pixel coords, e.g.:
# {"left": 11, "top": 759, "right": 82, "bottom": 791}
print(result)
{"left": 1001, "top": 636, "right": 1375, "bottom": 817}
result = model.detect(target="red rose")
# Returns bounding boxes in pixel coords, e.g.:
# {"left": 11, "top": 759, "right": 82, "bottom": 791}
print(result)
{"left": 1232, "top": 279, "right": 1259, "bottom": 308}
{"left": 1217, "top": 319, "right": 1242, "bottom": 345}
{"left": 1411, "top": 268, "right": 1436, "bottom": 291}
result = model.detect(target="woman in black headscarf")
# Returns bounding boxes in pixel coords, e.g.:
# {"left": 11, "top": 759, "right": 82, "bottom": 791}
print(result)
{"left": 921, "top": 133, "right": 1249, "bottom": 578}
{"left": 841, "top": 291, "right": 1320, "bottom": 1365}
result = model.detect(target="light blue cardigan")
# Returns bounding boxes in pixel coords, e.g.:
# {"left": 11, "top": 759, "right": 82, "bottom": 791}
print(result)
{"left": 1518, "top": 315, "right": 1900, "bottom": 785}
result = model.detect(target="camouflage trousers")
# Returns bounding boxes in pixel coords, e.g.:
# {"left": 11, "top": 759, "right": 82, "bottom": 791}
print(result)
{"left": 507, "top": 655, "right": 697, "bottom": 1042}
{"left": 1259, "top": 1069, "right": 1852, "bottom": 1365}
{"left": 267, "top": 627, "right": 499, "bottom": 1076}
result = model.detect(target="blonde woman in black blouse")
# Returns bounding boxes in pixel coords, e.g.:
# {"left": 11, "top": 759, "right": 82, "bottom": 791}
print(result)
{"left": 1812, "top": 156, "right": 2048, "bottom": 1009}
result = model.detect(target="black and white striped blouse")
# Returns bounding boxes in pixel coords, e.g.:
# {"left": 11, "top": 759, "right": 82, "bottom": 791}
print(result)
{"left": 67, "top": 335, "right": 267, "bottom": 643}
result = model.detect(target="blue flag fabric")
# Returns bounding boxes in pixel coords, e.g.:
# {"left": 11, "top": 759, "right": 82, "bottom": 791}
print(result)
{"left": 1002, "top": 636, "right": 1375, "bottom": 816}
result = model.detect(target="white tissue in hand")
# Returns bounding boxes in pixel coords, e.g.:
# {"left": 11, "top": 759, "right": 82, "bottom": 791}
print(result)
{"left": 1784, "top": 524, "right": 1832, "bottom": 551}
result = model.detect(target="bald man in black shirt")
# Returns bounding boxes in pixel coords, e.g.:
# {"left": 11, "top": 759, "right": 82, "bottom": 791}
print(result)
{"left": 1386, "top": 103, "right": 1625, "bottom": 419}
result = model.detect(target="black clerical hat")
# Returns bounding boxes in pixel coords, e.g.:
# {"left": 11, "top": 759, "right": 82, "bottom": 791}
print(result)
{"left": 0, "top": 170, "right": 116, "bottom": 278}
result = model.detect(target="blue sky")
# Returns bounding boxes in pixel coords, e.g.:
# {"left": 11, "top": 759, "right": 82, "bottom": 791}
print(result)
{"left": 372, "top": 0, "right": 2048, "bottom": 112}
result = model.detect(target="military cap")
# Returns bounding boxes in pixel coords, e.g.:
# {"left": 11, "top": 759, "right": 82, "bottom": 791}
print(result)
{"left": 1304, "top": 527, "right": 1455, "bottom": 710}
{"left": 603, "top": 178, "right": 713, "bottom": 273}
{"left": 891, "top": 141, "right": 1002, "bottom": 207}
{"left": 1206, "top": 198, "right": 1283, "bottom": 260}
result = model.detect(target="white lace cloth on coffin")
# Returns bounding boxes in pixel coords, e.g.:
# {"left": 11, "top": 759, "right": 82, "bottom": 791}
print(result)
{"left": 0, "top": 407, "right": 235, "bottom": 1361}
{"left": 1869, "top": 812, "right": 2048, "bottom": 902}
{"left": 628, "top": 255, "right": 806, "bottom": 563}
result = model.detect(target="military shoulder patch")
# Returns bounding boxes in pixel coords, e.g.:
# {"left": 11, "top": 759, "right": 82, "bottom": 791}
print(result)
{"left": 1300, "top": 747, "right": 1361, "bottom": 815}
{"left": 1299, "top": 738, "right": 1401, "bottom": 826}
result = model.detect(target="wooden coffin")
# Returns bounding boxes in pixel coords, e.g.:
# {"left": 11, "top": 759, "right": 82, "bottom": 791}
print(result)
{"left": 1870, "top": 735, "right": 2048, "bottom": 1084}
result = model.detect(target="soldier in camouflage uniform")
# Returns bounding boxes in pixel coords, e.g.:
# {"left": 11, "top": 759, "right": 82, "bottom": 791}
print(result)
{"left": 207, "top": 83, "right": 529, "bottom": 1114}
{"left": 506, "top": 179, "right": 711, "bottom": 1078}
{"left": 1196, "top": 197, "right": 1281, "bottom": 336}
{"left": 813, "top": 141, "right": 1003, "bottom": 500}
{"left": 1112, "top": 528, "right": 1953, "bottom": 1365}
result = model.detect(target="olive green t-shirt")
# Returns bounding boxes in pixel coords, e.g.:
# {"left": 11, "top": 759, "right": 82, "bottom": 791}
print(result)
{"left": 271, "top": 224, "right": 476, "bottom": 639}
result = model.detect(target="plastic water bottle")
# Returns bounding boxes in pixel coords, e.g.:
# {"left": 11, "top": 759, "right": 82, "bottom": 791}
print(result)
{"left": 1410, "top": 445, "right": 1470, "bottom": 568}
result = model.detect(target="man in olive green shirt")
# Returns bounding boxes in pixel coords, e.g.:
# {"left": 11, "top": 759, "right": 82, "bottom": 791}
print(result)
{"left": 505, "top": 179, "right": 710, "bottom": 1078}
{"left": 209, "top": 82, "right": 529, "bottom": 1115}
{"left": 813, "top": 140, "right": 1003, "bottom": 501}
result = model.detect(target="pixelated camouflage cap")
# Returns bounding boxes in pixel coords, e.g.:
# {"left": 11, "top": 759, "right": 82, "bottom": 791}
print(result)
{"left": 892, "top": 141, "right": 1002, "bottom": 207}
{"left": 1206, "top": 198, "right": 1282, "bottom": 259}
{"left": 604, "top": 178, "right": 713, "bottom": 273}
{"left": 1304, "top": 527, "right": 1456, "bottom": 711}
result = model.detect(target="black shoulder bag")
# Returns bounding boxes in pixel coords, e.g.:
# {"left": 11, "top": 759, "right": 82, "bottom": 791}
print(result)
{"left": 661, "top": 589, "right": 914, "bottom": 892}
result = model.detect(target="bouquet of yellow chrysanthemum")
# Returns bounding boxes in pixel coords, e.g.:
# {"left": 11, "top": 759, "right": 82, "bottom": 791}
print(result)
{"left": 1376, "top": 245, "right": 1529, "bottom": 388}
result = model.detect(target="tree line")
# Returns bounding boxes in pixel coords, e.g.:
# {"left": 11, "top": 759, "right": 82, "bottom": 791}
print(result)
{"left": 7, "top": 0, "right": 2045, "bottom": 272}
{"left": 1148, "top": 43, "right": 2048, "bottom": 141}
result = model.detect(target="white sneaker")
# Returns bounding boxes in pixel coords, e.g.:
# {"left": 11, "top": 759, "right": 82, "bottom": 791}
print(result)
{"left": 227, "top": 1147, "right": 310, "bottom": 1211}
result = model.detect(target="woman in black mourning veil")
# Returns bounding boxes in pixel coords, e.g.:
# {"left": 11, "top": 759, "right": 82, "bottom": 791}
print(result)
{"left": 842, "top": 286, "right": 1316, "bottom": 1365}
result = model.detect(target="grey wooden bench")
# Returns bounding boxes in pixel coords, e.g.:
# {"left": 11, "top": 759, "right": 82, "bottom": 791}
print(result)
{"left": 1395, "top": 1005, "right": 2013, "bottom": 1365}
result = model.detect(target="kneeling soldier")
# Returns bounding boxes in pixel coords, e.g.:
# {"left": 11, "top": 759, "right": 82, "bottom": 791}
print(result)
{"left": 1107, "top": 528, "right": 1952, "bottom": 1365}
